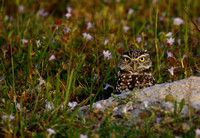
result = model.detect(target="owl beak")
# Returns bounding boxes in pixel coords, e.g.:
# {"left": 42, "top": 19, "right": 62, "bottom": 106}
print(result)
{"left": 131, "top": 63, "right": 137, "bottom": 70}
{"left": 134, "top": 64, "right": 137, "bottom": 70}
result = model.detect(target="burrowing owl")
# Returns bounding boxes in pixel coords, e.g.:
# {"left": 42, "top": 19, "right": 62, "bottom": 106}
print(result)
{"left": 115, "top": 50, "right": 155, "bottom": 93}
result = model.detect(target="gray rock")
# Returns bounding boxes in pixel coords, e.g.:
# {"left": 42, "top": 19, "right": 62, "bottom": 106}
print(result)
{"left": 78, "top": 76, "right": 200, "bottom": 118}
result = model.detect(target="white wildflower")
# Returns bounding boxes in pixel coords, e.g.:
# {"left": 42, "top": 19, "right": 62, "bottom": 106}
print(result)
{"left": 38, "top": 77, "right": 45, "bottom": 85}
{"left": 10, "top": 16, "right": 14, "bottom": 21}
{"left": 146, "top": 24, "right": 150, "bottom": 29}
{"left": 183, "top": 54, "right": 187, "bottom": 59}
{"left": 166, "top": 32, "right": 172, "bottom": 37}
{"left": 83, "top": 33, "right": 92, "bottom": 41}
{"left": 87, "top": 22, "right": 94, "bottom": 29}
{"left": 80, "top": 134, "right": 88, "bottom": 138}
{"left": 104, "top": 39, "right": 109, "bottom": 45}
{"left": 168, "top": 67, "right": 174, "bottom": 76}
{"left": 36, "top": 40, "right": 42, "bottom": 47}
{"left": 49, "top": 55, "right": 56, "bottom": 61}
{"left": 22, "top": 39, "right": 28, "bottom": 44}
{"left": 68, "top": 101, "right": 78, "bottom": 109}
{"left": 173, "top": 17, "right": 184, "bottom": 26}
{"left": 160, "top": 12, "right": 166, "bottom": 21}
{"left": 45, "top": 101, "right": 54, "bottom": 110}
{"left": 123, "top": 26, "right": 130, "bottom": 33}
{"left": 167, "top": 51, "right": 173, "bottom": 58}
{"left": 103, "top": 50, "right": 112, "bottom": 59}
{"left": 128, "top": 8, "right": 134, "bottom": 15}
{"left": 16, "top": 103, "right": 21, "bottom": 111}
{"left": 61, "top": 105, "right": 64, "bottom": 110}
{"left": 67, "top": 6, "right": 72, "bottom": 13}
{"left": 2, "top": 115, "right": 8, "bottom": 120}
{"left": 167, "top": 37, "right": 175, "bottom": 45}
{"left": 19, "top": 5, "right": 25, "bottom": 12}
{"left": 144, "top": 41, "right": 148, "bottom": 46}
{"left": 63, "top": 27, "right": 71, "bottom": 34}
{"left": 195, "top": 128, "right": 200, "bottom": 136}
{"left": 159, "top": 16, "right": 164, "bottom": 21}
{"left": 65, "top": 13, "right": 72, "bottom": 19}
{"left": 47, "top": 128, "right": 56, "bottom": 136}
{"left": 177, "top": 39, "right": 181, "bottom": 45}
{"left": 9, "top": 114, "right": 15, "bottom": 121}
{"left": 39, "top": 9, "right": 49, "bottom": 17}
{"left": 4, "top": 15, "right": 9, "bottom": 21}
{"left": 162, "top": 12, "right": 166, "bottom": 17}
{"left": 136, "top": 37, "right": 142, "bottom": 43}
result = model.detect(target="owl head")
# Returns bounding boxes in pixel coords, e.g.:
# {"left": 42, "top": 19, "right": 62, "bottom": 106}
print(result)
{"left": 118, "top": 50, "right": 152, "bottom": 73}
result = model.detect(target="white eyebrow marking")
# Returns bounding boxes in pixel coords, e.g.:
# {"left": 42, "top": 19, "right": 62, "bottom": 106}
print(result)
{"left": 121, "top": 55, "right": 131, "bottom": 58}
{"left": 136, "top": 54, "right": 149, "bottom": 59}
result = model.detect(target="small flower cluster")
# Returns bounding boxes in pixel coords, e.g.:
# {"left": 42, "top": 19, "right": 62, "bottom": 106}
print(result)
{"left": 45, "top": 100, "right": 55, "bottom": 110}
{"left": 65, "top": 6, "right": 72, "bottom": 19}
{"left": 166, "top": 31, "right": 175, "bottom": 76}
{"left": 82, "top": 22, "right": 94, "bottom": 41}
{"left": 164, "top": 17, "right": 183, "bottom": 77}
{"left": 38, "top": 9, "right": 49, "bottom": 17}
{"left": 83, "top": 32, "right": 92, "bottom": 41}
{"left": 2, "top": 114, "right": 15, "bottom": 121}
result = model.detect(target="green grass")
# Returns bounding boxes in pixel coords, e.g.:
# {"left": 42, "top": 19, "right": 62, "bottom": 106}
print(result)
{"left": 0, "top": 0, "right": 200, "bottom": 137}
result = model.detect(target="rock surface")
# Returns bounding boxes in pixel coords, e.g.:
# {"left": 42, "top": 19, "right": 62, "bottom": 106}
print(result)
{"left": 78, "top": 76, "right": 200, "bottom": 118}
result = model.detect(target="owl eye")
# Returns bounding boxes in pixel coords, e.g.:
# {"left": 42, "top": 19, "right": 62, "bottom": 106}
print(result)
{"left": 139, "top": 57, "right": 145, "bottom": 62}
{"left": 123, "top": 57, "right": 130, "bottom": 62}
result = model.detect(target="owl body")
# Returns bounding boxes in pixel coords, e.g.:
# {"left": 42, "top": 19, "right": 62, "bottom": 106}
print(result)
{"left": 115, "top": 50, "right": 155, "bottom": 93}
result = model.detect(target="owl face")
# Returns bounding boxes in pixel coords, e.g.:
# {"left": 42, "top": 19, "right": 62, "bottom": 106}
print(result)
{"left": 118, "top": 50, "right": 152, "bottom": 74}
{"left": 115, "top": 50, "right": 155, "bottom": 93}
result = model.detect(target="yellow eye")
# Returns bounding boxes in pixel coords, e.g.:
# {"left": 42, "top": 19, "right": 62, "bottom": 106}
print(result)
{"left": 139, "top": 57, "right": 145, "bottom": 62}
{"left": 123, "top": 57, "right": 130, "bottom": 62}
